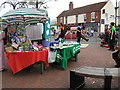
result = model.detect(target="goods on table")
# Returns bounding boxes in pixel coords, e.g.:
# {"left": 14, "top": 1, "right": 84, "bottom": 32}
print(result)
{"left": 5, "top": 26, "right": 47, "bottom": 52}
{"left": 50, "top": 41, "right": 79, "bottom": 49}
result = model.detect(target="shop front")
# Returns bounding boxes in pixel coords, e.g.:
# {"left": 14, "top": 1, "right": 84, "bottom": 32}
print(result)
{"left": 84, "top": 22, "right": 100, "bottom": 32}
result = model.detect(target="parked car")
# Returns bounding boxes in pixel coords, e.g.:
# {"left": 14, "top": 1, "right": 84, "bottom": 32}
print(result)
{"left": 65, "top": 30, "right": 78, "bottom": 39}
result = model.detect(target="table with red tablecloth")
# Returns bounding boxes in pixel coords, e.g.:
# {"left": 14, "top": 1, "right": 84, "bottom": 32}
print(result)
{"left": 6, "top": 49, "right": 49, "bottom": 74}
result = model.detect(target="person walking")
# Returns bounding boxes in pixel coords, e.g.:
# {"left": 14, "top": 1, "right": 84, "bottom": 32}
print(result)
{"left": 76, "top": 23, "right": 89, "bottom": 43}
{"left": 109, "top": 22, "right": 116, "bottom": 51}
{"left": 0, "top": 30, "right": 6, "bottom": 71}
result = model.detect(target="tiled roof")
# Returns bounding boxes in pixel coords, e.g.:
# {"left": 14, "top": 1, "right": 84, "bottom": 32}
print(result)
{"left": 57, "top": 1, "right": 107, "bottom": 18}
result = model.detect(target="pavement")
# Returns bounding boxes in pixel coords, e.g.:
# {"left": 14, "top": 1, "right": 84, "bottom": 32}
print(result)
{"left": 2, "top": 36, "right": 120, "bottom": 89}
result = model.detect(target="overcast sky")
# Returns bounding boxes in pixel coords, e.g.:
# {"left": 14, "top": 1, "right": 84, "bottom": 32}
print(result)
{"left": 0, "top": 0, "right": 120, "bottom": 20}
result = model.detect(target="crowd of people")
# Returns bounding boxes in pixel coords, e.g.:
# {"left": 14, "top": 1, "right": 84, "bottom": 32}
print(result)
{"left": 101, "top": 22, "right": 117, "bottom": 51}
{"left": 100, "top": 22, "right": 120, "bottom": 67}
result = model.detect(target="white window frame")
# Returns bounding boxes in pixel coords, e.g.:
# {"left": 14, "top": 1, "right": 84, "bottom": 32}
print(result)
{"left": 64, "top": 17, "right": 66, "bottom": 24}
{"left": 60, "top": 17, "right": 63, "bottom": 23}
{"left": 67, "top": 15, "right": 76, "bottom": 24}
{"left": 83, "top": 14, "right": 87, "bottom": 21}
{"left": 109, "top": 15, "right": 114, "bottom": 19}
{"left": 105, "top": 13, "right": 108, "bottom": 21}
{"left": 91, "top": 12, "right": 95, "bottom": 22}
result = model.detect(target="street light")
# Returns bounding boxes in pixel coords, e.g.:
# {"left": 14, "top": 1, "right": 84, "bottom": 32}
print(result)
{"left": 115, "top": 0, "right": 119, "bottom": 27}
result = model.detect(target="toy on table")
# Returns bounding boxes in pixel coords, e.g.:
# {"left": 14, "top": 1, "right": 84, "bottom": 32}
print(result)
{"left": 32, "top": 42, "right": 39, "bottom": 51}
{"left": 21, "top": 42, "right": 30, "bottom": 51}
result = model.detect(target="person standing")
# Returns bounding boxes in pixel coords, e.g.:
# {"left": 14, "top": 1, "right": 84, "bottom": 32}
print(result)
{"left": 76, "top": 23, "right": 89, "bottom": 43}
{"left": 104, "top": 26, "right": 110, "bottom": 44}
{"left": 109, "top": 22, "right": 116, "bottom": 51}
{"left": 0, "top": 30, "right": 6, "bottom": 71}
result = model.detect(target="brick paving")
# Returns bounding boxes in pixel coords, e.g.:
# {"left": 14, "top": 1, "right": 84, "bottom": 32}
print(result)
{"left": 2, "top": 37, "right": 119, "bottom": 89}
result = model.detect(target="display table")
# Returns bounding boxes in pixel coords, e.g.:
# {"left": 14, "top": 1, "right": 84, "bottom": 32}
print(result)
{"left": 51, "top": 43, "right": 80, "bottom": 69}
{"left": 6, "top": 49, "right": 49, "bottom": 74}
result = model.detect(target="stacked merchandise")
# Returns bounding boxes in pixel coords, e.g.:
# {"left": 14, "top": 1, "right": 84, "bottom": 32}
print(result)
{"left": 5, "top": 26, "right": 47, "bottom": 52}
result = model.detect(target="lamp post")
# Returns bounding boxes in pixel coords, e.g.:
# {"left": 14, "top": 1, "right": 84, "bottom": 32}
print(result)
{"left": 115, "top": 0, "right": 119, "bottom": 27}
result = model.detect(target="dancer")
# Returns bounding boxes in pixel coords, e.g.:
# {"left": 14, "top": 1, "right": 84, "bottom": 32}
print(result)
{"left": 55, "top": 23, "right": 67, "bottom": 41}
{"left": 76, "top": 23, "right": 89, "bottom": 43}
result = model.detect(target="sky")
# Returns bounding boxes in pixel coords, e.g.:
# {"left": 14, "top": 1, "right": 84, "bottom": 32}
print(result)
{"left": 0, "top": 0, "right": 120, "bottom": 21}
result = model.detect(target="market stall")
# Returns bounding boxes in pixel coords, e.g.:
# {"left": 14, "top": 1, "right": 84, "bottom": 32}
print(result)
{"left": 1, "top": 8, "right": 81, "bottom": 74}
{"left": 50, "top": 41, "right": 80, "bottom": 69}
{"left": 6, "top": 49, "right": 49, "bottom": 74}
{"left": 1, "top": 8, "right": 50, "bottom": 48}
{"left": 1, "top": 8, "right": 50, "bottom": 74}
{"left": 1, "top": 8, "right": 50, "bottom": 42}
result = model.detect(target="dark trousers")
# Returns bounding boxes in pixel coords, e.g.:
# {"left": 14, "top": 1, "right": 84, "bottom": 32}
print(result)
{"left": 55, "top": 34, "right": 64, "bottom": 40}
{"left": 104, "top": 34, "right": 109, "bottom": 44}
{"left": 109, "top": 39, "right": 115, "bottom": 50}
{"left": 77, "top": 35, "right": 88, "bottom": 43}
{"left": 112, "top": 51, "right": 120, "bottom": 65}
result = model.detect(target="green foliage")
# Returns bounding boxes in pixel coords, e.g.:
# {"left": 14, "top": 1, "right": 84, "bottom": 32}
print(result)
{"left": 28, "top": 1, "right": 35, "bottom": 5}
{"left": 20, "top": 1, "right": 27, "bottom": 4}
{"left": 21, "top": 0, "right": 58, "bottom": 8}
{"left": 50, "top": 24, "right": 57, "bottom": 26}
{"left": 118, "top": 24, "right": 120, "bottom": 27}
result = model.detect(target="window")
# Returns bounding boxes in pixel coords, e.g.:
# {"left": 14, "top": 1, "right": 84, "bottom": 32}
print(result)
{"left": 91, "top": 12, "right": 95, "bottom": 21}
{"left": 60, "top": 17, "right": 63, "bottom": 23}
{"left": 83, "top": 14, "right": 87, "bottom": 21}
{"left": 105, "top": 13, "right": 108, "bottom": 21}
{"left": 67, "top": 15, "right": 76, "bottom": 24}
{"left": 102, "top": 9, "right": 105, "bottom": 14}
{"left": 101, "top": 19, "right": 105, "bottom": 24}
{"left": 109, "top": 15, "right": 114, "bottom": 19}
{"left": 76, "top": 15, "right": 78, "bottom": 23}
{"left": 64, "top": 17, "right": 66, "bottom": 24}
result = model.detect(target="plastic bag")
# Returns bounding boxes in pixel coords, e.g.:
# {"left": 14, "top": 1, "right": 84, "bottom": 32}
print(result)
{"left": 48, "top": 51, "right": 56, "bottom": 63}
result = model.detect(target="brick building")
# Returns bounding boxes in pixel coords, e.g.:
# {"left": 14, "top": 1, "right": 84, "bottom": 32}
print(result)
{"left": 57, "top": 0, "right": 115, "bottom": 32}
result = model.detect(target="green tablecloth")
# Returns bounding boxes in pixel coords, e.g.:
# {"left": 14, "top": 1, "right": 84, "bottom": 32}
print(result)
{"left": 56, "top": 44, "right": 80, "bottom": 69}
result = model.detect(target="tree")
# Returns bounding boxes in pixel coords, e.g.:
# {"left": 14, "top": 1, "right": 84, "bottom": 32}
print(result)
{"left": 22, "top": 0, "right": 58, "bottom": 9}
{"left": 0, "top": 0, "right": 28, "bottom": 9}
{"left": 0, "top": 0, "right": 58, "bottom": 10}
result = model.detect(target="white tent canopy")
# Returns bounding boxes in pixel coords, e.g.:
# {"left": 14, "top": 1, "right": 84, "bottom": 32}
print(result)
{"left": 0, "top": 8, "right": 48, "bottom": 25}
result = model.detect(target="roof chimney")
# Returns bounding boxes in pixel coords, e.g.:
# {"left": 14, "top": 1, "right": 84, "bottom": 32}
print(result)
{"left": 69, "top": 2, "right": 73, "bottom": 10}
